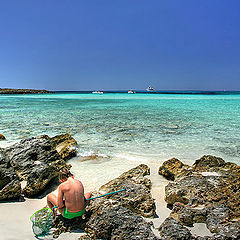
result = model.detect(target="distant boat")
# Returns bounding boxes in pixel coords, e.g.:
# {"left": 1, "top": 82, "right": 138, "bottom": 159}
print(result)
{"left": 146, "top": 86, "right": 154, "bottom": 91}
{"left": 92, "top": 91, "right": 103, "bottom": 94}
{"left": 128, "top": 90, "right": 136, "bottom": 94}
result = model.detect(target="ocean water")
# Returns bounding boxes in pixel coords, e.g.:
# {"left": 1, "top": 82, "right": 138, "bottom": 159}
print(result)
{"left": 0, "top": 92, "right": 240, "bottom": 190}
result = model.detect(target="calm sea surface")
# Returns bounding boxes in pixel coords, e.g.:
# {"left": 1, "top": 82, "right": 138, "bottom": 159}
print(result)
{"left": 0, "top": 92, "right": 240, "bottom": 188}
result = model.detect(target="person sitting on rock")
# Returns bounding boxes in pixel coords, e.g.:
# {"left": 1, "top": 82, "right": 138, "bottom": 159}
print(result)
{"left": 47, "top": 168, "right": 91, "bottom": 219}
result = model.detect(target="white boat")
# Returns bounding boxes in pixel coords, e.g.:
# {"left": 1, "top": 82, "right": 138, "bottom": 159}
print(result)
{"left": 146, "top": 86, "right": 154, "bottom": 91}
{"left": 92, "top": 91, "right": 103, "bottom": 94}
{"left": 128, "top": 90, "right": 136, "bottom": 94}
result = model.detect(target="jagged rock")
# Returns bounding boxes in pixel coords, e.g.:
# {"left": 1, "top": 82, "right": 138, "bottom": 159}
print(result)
{"left": 50, "top": 133, "right": 77, "bottom": 160}
{"left": 159, "top": 155, "right": 240, "bottom": 239}
{"left": 193, "top": 155, "right": 225, "bottom": 171}
{"left": 98, "top": 164, "right": 155, "bottom": 218}
{"left": 82, "top": 205, "right": 159, "bottom": 240}
{"left": 23, "top": 160, "right": 70, "bottom": 197}
{"left": 170, "top": 202, "right": 208, "bottom": 226}
{"left": 206, "top": 205, "right": 240, "bottom": 238}
{"left": 52, "top": 215, "right": 87, "bottom": 238}
{"left": 158, "top": 158, "right": 186, "bottom": 180}
{"left": 164, "top": 172, "right": 215, "bottom": 205}
{"left": 0, "top": 134, "right": 5, "bottom": 140}
{"left": 0, "top": 150, "right": 21, "bottom": 200}
{"left": 4, "top": 135, "right": 58, "bottom": 179}
{"left": 159, "top": 217, "right": 193, "bottom": 240}
{"left": 2, "top": 134, "right": 76, "bottom": 197}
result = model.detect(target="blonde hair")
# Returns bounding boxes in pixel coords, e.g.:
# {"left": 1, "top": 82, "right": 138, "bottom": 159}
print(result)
{"left": 59, "top": 168, "right": 73, "bottom": 181}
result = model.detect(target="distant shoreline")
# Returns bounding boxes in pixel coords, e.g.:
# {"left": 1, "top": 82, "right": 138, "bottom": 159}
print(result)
{"left": 55, "top": 90, "right": 240, "bottom": 95}
{"left": 0, "top": 88, "right": 55, "bottom": 94}
{"left": 1, "top": 88, "right": 240, "bottom": 95}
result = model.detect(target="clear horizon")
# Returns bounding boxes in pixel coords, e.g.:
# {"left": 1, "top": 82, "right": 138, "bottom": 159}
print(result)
{"left": 0, "top": 1, "right": 239, "bottom": 91}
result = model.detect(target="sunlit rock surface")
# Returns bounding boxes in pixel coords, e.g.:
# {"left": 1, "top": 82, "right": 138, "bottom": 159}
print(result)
{"left": 158, "top": 155, "right": 240, "bottom": 239}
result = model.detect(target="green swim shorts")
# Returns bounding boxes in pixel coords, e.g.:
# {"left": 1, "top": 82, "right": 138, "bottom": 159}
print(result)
{"left": 63, "top": 207, "right": 85, "bottom": 219}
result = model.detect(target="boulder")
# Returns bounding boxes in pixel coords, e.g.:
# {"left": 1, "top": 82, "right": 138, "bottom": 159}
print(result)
{"left": 193, "top": 155, "right": 225, "bottom": 171}
{"left": 159, "top": 217, "right": 192, "bottom": 240}
{"left": 50, "top": 133, "right": 77, "bottom": 160}
{"left": 23, "top": 160, "right": 70, "bottom": 197}
{"left": 164, "top": 173, "right": 215, "bottom": 205}
{"left": 98, "top": 164, "right": 155, "bottom": 218}
{"left": 170, "top": 202, "right": 208, "bottom": 226}
{"left": 2, "top": 134, "right": 77, "bottom": 197}
{"left": 81, "top": 205, "right": 159, "bottom": 240}
{"left": 158, "top": 155, "right": 240, "bottom": 239}
{"left": 0, "top": 150, "right": 21, "bottom": 200}
{"left": 0, "top": 134, "right": 5, "bottom": 140}
{"left": 158, "top": 158, "right": 186, "bottom": 180}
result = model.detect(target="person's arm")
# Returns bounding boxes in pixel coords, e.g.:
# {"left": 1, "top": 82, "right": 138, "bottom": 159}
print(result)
{"left": 57, "top": 184, "right": 65, "bottom": 209}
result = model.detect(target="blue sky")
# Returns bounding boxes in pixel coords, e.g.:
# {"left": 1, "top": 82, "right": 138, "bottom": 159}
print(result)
{"left": 0, "top": 0, "right": 239, "bottom": 91}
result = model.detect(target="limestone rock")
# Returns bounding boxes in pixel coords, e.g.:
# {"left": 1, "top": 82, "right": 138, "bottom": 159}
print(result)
{"left": 23, "top": 160, "right": 70, "bottom": 197}
{"left": 164, "top": 173, "right": 214, "bottom": 205}
{"left": 2, "top": 134, "right": 76, "bottom": 197}
{"left": 158, "top": 155, "right": 240, "bottom": 239}
{"left": 0, "top": 150, "right": 21, "bottom": 200}
{"left": 82, "top": 205, "right": 160, "bottom": 240}
{"left": 193, "top": 155, "right": 225, "bottom": 171}
{"left": 98, "top": 164, "right": 155, "bottom": 218}
{"left": 159, "top": 217, "right": 192, "bottom": 240}
{"left": 50, "top": 133, "right": 77, "bottom": 160}
{"left": 53, "top": 204, "right": 159, "bottom": 240}
{"left": 158, "top": 158, "right": 186, "bottom": 180}
{"left": 170, "top": 202, "right": 208, "bottom": 226}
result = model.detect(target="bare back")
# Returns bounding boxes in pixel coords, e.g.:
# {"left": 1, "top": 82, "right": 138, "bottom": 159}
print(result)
{"left": 58, "top": 177, "right": 85, "bottom": 213}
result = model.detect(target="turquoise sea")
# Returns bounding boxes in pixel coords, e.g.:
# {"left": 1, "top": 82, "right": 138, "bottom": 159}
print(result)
{"left": 1, "top": 92, "right": 240, "bottom": 167}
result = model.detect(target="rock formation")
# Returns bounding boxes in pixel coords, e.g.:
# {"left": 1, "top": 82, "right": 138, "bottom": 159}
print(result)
{"left": 0, "top": 149, "right": 21, "bottom": 200}
{"left": 0, "top": 133, "right": 77, "bottom": 200}
{"left": 158, "top": 155, "right": 240, "bottom": 240}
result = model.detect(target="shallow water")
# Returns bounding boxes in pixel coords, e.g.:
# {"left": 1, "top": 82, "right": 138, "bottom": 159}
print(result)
{"left": 1, "top": 92, "right": 239, "bottom": 239}
{"left": 1, "top": 92, "right": 240, "bottom": 164}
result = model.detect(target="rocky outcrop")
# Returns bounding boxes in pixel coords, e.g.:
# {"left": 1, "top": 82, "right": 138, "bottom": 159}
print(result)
{"left": 98, "top": 164, "right": 155, "bottom": 218}
{"left": 0, "top": 88, "right": 55, "bottom": 94}
{"left": 158, "top": 155, "right": 240, "bottom": 239}
{"left": 0, "top": 150, "right": 21, "bottom": 200}
{"left": 0, "top": 133, "right": 77, "bottom": 199}
{"left": 50, "top": 133, "right": 77, "bottom": 160}
{"left": 158, "top": 158, "right": 187, "bottom": 180}
{"left": 53, "top": 164, "right": 158, "bottom": 239}
{"left": 80, "top": 205, "right": 159, "bottom": 240}
{"left": 0, "top": 134, "right": 5, "bottom": 140}
{"left": 159, "top": 217, "right": 193, "bottom": 240}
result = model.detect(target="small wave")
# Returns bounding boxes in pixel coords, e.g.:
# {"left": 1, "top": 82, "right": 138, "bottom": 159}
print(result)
{"left": 77, "top": 150, "right": 110, "bottom": 162}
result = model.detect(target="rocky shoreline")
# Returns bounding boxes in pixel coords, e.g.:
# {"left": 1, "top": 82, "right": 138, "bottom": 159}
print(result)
{"left": 0, "top": 88, "right": 55, "bottom": 94}
{"left": 0, "top": 133, "right": 77, "bottom": 199}
{"left": 0, "top": 134, "right": 239, "bottom": 239}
